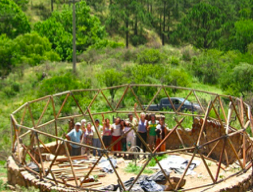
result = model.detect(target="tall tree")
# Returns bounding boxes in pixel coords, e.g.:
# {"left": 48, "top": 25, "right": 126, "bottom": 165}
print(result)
{"left": 176, "top": 2, "right": 224, "bottom": 49}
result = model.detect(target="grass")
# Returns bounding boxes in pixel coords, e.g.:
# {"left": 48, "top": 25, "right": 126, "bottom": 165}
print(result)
{"left": 124, "top": 162, "right": 154, "bottom": 175}
{"left": 148, "top": 154, "right": 168, "bottom": 167}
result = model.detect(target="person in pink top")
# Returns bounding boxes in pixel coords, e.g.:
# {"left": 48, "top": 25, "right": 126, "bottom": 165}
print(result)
{"left": 102, "top": 116, "right": 112, "bottom": 148}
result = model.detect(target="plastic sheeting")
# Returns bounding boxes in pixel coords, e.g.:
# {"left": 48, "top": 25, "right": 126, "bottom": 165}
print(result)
{"left": 102, "top": 170, "right": 170, "bottom": 192}
{"left": 98, "top": 157, "right": 117, "bottom": 173}
{"left": 150, "top": 155, "right": 200, "bottom": 175}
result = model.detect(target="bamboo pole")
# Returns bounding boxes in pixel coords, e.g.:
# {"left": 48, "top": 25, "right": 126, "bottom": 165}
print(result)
{"left": 19, "top": 119, "right": 56, "bottom": 138}
{"left": 56, "top": 93, "right": 70, "bottom": 118}
{"left": 50, "top": 96, "right": 58, "bottom": 146}
{"left": 129, "top": 87, "right": 144, "bottom": 111}
{"left": 199, "top": 153, "right": 215, "bottom": 183}
{"left": 215, "top": 138, "right": 226, "bottom": 182}
{"left": 46, "top": 141, "right": 63, "bottom": 176}
{"left": 207, "top": 140, "right": 220, "bottom": 158}
{"left": 100, "top": 90, "right": 114, "bottom": 111}
{"left": 128, "top": 157, "right": 152, "bottom": 191}
{"left": 144, "top": 87, "right": 162, "bottom": 111}
{"left": 154, "top": 157, "right": 174, "bottom": 189}
{"left": 18, "top": 105, "right": 27, "bottom": 134}
{"left": 34, "top": 133, "right": 46, "bottom": 176}
{"left": 100, "top": 84, "right": 128, "bottom": 90}
{"left": 229, "top": 96, "right": 243, "bottom": 128}
{"left": 28, "top": 104, "right": 36, "bottom": 129}
{"left": 35, "top": 98, "right": 51, "bottom": 127}
{"left": 29, "top": 95, "right": 52, "bottom": 104}
{"left": 227, "top": 137, "right": 244, "bottom": 169}
{"left": 53, "top": 91, "right": 71, "bottom": 97}
{"left": 22, "top": 144, "right": 42, "bottom": 179}
{"left": 80, "top": 155, "right": 103, "bottom": 187}
{"left": 71, "top": 92, "right": 85, "bottom": 115}
{"left": 217, "top": 96, "right": 227, "bottom": 122}
{"left": 38, "top": 138, "right": 52, "bottom": 154}
{"left": 176, "top": 90, "right": 193, "bottom": 113}
{"left": 196, "top": 101, "right": 212, "bottom": 146}
{"left": 63, "top": 141, "right": 78, "bottom": 187}
{"left": 114, "top": 85, "right": 129, "bottom": 111}
{"left": 12, "top": 102, "right": 28, "bottom": 115}
{"left": 153, "top": 117, "right": 184, "bottom": 153}
{"left": 175, "top": 150, "right": 197, "bottom": 190}
{"left": 162, "top": 86, "right": 177, "bottom": 112}
{"left": 193, "top": 90, "right": 205, "bottom": 113}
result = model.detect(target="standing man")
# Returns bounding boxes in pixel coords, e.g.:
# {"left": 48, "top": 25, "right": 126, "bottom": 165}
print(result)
{"left": 92, "top": 119, "right": 103, "bottom": 156}
{"left": 66, "top": 122, "right": 82, "bottom": 156}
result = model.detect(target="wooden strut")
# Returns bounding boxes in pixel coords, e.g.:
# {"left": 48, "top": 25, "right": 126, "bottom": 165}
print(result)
{"left": 56, "top": 93, "right": 70, "bottom": 118}
{"left": 34, "top": 132, "right": 46, "bottom": 176}
{"left": 46, "top": 141, "right": 63, "bottom": 176}
{"left": 175, "top": 150, "right": 197, "bottom": 190}
{"left": 22, "top": 144, "right": 43, "bottom": 179}
{"left": 114, "top": 85, "right": 129, "bottom": 111}
{"left": 215, "top": 138, "right": 226, "bottom": 182}
{"left": 129, "top": 87, "right": 145, "bottom": 111}
{"left": 153, "top": 117, "right": 185, "bottom": 153}
{"left": 196, "top": 101, "right": 212, "bottom": 146}
{"left": 207, "top": 140, "right": 220, "bottom": 158}
{"left": 174, "top": 117, "right": 215, "bottom": 183}
{"left": 193, "top": 90, "right": 205, "bottom": 113}
{"left": 35, "top": 98, "right": 51, "bottom": 127}
{"left": 63, "top": 141, "right": 78, "bottom": 187}
{"left": 144, "top": 87, "right": 162, "bottom": 111}
{"left": 50, "top": 96, "right": 58, "bottom": 145}
{"left": 100, "top": 90, "right": 114, "bottom": 111}
{"left": 176, "top": 90, "right": 193, "bottom": 113}
{"left": 162, "top": 86, "right": 177, "bottom": 112}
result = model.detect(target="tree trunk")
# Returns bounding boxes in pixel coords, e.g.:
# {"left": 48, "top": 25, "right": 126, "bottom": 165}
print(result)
{"left": 167, "top": 9, "right": 170, "bottom": 43}
{"left": 51, "top": 0, "right": 54, "bottom": 12}
{"left": 159, "top": 13, "right": 162, "bottom": 37}
{"left": 134, "top": 16, "right": 138, "bottom": 36}
{"left": 162, "top": 1, "right": 166, "bottom": 46}
{"left": 126, "top": 19, "right": 129, "bottom": 48}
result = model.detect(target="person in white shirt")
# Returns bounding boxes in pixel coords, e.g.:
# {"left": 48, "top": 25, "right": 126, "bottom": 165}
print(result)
{"left": 111, "top": 117, "right": 123, "bottom": 153}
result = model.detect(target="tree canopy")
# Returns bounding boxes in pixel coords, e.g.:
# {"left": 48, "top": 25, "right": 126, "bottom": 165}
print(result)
{"left": 0, "top": 0, "right": 30, "bottom": 38}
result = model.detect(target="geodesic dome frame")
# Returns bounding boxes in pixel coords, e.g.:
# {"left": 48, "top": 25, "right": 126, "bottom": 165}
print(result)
{"left": 10, "top": 84, "right": 253, "bottom": 191}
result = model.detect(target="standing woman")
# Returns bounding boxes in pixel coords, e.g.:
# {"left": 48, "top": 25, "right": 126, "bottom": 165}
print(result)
{"left": 102, "top": 117, "right": 112, "bottom": 148}
{"left": 156, "top": 118, "right": 167, "bottom": 152}
{"left": 111, "top": 117, "right": 122, "bottom": 154}
{"left": 81, "top": 122, "right": 93, "bottom": 156}
{"left": 134, "top": 103, "right": 148, "bottom": 153}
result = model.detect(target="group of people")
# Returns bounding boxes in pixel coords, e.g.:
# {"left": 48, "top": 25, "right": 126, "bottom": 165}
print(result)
{"left": 66, "top": 104, "right": 168, "bottom": 157}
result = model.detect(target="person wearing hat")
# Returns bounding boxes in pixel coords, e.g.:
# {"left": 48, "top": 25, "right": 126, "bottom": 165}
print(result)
{"left": 91, "top": 119, "right": 103, "bottom": 156}
{"left": 66, "top": 122, "right": 83, "bottom": 156}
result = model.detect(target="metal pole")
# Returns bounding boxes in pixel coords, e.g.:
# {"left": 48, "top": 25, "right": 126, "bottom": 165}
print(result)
{"left": 72, "top": 0, "right": 76, "bottom": 73}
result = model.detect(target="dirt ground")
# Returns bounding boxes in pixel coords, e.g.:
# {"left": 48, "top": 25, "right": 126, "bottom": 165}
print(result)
{"left": 77, "top": 153, "right": 240, "bottom": 191}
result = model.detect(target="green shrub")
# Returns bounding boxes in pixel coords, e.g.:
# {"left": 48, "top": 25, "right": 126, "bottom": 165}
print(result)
{"left": 170, "top": 56, "right": 180, "bottom": 65}
{"left": 137, "top": 48, "right": 167, "bottom": 64}
{"left": 3, "top": 87, "right": 16, "bottom": 97}
{"left": 11, "top": 82, "right": 20, "bottom": 92}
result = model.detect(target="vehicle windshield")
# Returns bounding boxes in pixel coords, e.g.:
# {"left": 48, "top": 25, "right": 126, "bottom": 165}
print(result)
{"left": 178, "top": 98, "right": 191, "bottom": 105}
